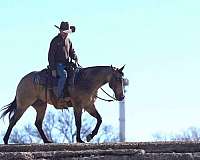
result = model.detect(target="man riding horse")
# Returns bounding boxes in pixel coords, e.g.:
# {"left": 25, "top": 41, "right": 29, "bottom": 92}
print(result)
{"left": 48, "top": 21, "right": 78, "bottom": 101}
{"left": 0, "top": 21, "right": 126, "bottom": 144}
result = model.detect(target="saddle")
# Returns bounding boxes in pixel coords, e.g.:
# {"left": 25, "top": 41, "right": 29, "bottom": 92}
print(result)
{"left": 33, "top": 63, "right": 80, "bottom": 91}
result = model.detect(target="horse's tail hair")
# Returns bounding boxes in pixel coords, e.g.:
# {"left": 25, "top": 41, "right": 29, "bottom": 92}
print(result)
{"left": 0, "top": 97, "right": 17, "bottom": 121}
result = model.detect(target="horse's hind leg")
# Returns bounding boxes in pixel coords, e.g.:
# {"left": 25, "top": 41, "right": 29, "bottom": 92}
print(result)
{"left": 32, "top": 100, "right": 51, "bottom": 143}
{"left": 85, "top": 104, "right": 102, "bottom": 142}
{"left": 3, "top": 108, "right": 26, "bottom": 144}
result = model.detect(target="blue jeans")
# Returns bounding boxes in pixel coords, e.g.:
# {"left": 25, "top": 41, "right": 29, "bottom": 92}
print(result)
{"left": 56, "top": 63, "right": 67, "bottom": 98}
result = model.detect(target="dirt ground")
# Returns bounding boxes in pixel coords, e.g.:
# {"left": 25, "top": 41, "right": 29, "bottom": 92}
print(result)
{"left": 0, "top": 141, "right": 200, "bottom": 160}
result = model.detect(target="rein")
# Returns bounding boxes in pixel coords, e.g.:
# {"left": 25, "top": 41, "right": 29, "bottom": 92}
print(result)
{"left": 76, "top": 62, "right": 117, "bottom": 102}
{"left": 99, "top": 88, "right": 117, "bottom": 101}
{"left": 96, "top": 95, "right": 114, "bottom": 102}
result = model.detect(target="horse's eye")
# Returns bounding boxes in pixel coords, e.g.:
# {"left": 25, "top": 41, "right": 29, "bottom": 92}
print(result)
{"left": 116, "top": 77, "right": 122, "bottom": 81}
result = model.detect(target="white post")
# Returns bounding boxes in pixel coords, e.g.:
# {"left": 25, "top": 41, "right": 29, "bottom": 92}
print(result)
{"left": 119, "top": 78, "right": 129, "bottom": 142}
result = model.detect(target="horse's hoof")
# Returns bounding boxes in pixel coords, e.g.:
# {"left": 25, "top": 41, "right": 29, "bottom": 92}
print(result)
{"left": 44, "top": 140, "right": 53, "bottom": 143}
{"left": 77, "top": 139, "right": 85, "bottom": 143}
{"left": 86, "top": 134, "right": 92, "bottom": 142}
{"left": 3, "top": 137, "right": 8, "bottom": 144}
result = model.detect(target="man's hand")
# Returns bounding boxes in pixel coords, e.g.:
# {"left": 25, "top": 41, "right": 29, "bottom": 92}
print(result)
{"left": 72, "top": 54, "right": 78, "bottom": 63}
{"left": 73, "top": 54, "right": 77, "bottom": 60}
{"left": 70, "top": 26, "right": 76, "bottom": 33}
{"left": 52, "top": 70, "right": 57, "bottom": 77}
{"left": 75, "top": 57, "right": 78, "bottom": 63}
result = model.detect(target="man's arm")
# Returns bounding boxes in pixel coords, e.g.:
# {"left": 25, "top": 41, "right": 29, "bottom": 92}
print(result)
{"left": 48, "top": 40, "right": 57, "bottom": 70}
{"left": 69, "top": 40, "right": 78, "bottom": 61}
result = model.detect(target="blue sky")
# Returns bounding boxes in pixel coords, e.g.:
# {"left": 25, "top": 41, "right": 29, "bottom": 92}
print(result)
{"left": 0, "top": 0, "right": 200, "bottom": 142}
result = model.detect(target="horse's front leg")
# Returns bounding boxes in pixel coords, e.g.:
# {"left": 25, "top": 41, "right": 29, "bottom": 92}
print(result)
{"left": 85, "top": 104, "right": 102, "bottom": 142}
{"left": 73, "top": 106, "right": 84, "bottom": 143}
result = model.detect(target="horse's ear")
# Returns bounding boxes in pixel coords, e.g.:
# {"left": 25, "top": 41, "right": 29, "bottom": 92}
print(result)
{"left": 111, "top": 65, "right": 114, "bottom": 70}
{"left": 119, "top": 65, "right": 125, "bottom": 72}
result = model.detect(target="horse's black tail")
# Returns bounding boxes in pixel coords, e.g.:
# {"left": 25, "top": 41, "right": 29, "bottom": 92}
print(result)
{"left": 0, "top": 97, "right": 17, "bottom": 121}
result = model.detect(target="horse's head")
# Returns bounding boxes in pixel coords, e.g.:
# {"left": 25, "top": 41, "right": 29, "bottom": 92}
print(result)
{"left": 109, "top": 65, "right": 125, "bottom": 101}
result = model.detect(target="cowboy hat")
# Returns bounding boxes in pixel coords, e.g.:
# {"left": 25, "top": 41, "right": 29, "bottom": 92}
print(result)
{"left": 54, "top": 21, "right": 75, "bottom": 33}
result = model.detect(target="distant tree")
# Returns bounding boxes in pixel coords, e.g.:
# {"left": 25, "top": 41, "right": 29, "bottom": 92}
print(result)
{"left": 94, "top": 125, "right": 119, "bottom": 143}
{"left": 5, "top": 109, "right": 119, "bottom": 144}
{"left": 152, "top": 127, "right": 200, "bottom": 141}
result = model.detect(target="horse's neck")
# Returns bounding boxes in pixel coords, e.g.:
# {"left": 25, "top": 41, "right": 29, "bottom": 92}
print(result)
{"left": 87, "top": 66, "right": 112, "bottom": 91}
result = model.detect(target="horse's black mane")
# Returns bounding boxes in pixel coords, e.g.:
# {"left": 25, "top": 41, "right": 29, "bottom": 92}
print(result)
{"left": 73, "top": 66, "right": 111, "bottom": 90}
{"left": 76, "top": 66, "right": 111, "bottom": 79}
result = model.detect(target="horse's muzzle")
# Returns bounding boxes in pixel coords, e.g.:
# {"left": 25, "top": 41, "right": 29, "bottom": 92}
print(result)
{"left": 117, "top": 95, "right": 125, "bottom": 101}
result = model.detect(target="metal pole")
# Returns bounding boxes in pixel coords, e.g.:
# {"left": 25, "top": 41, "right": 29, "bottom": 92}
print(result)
{"left": 119, "top": 78, "right": 129, "bottom": 142}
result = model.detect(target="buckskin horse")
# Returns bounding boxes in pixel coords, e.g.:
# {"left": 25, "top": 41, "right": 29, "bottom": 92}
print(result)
{"left": 0, "top": 65, "right": 125, "bottom": 144}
